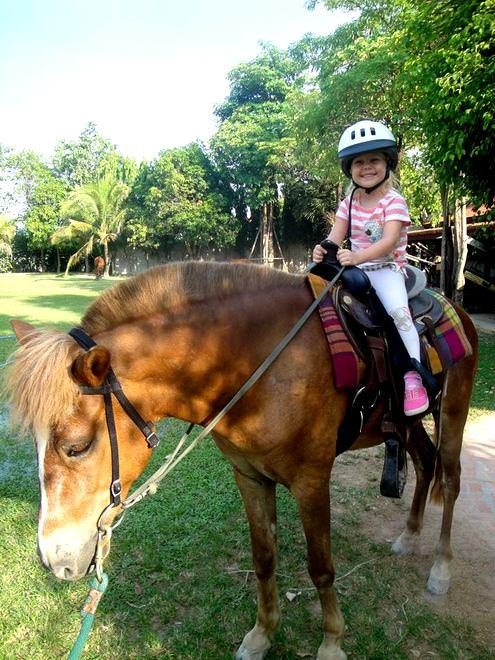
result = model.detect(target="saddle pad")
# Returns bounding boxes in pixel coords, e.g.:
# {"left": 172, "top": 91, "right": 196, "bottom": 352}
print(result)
{"left": 425, "top": 290, "right": 473, "bottom": 369}
{"left": 307, "top": 274, "right": 362, "bottom": 390}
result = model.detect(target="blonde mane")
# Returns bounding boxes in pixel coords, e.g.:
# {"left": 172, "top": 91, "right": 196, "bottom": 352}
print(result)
{"left": 4, "top": 329, "right": 80, "bottom": 436}
{"left": 4, "top": 262, "right": 304, "bottom": 434}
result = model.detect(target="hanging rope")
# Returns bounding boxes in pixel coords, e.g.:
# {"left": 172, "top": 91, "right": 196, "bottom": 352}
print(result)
{"left": 68, "top": 573, "right": 109, "bottom": 660}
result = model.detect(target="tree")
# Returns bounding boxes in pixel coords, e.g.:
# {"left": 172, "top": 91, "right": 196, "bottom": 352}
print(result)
{"left": 126, "top": 143, "right": 237, "bottom": 259}
{"left": 215, "top": 43, "right": 306, "bottom": 122}
{"left": 211, "top": 45, "right": 313, "bottom": 262}
{"left": 304, "top": 0, "right": 495, "bottom": 300}
{"left": 4, "top": 151, "right": 67, "bottom": 270}
{"left": 0, "top": 214, "right": 14, "bottom": 272}
{"left": 97, "top": 152, "right": 138, "bottom": 186}
{"left": 306, "top": 0, "right": 495, "bottom": 197}
{"left": 398, "top": 152, "right": 442, "bottom": 225}
{"left": 53, "top": 122, "right": 117, "bottom": 187}
{"left": 52, "top": 176, "right": 130, "bottom": 276}
{"left": 397, "top": 0, "right": 495, "bottom": 201}
{"left": 24, "top": 175, "right": 67, "bottom": 271}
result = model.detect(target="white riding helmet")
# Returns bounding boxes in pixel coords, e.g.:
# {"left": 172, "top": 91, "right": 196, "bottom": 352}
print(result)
{"left": 338, "top": 120, "right": 398, "bottom": 177}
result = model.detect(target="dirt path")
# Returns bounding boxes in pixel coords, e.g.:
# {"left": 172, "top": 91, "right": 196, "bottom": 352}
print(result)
{"left": 334, "top": 412, "right": 495, "bottom": 649}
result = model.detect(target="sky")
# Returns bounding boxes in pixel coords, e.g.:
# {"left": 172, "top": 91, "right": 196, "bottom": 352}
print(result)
{"left": 0, "top": 0, "right": 352, "bottom": 164}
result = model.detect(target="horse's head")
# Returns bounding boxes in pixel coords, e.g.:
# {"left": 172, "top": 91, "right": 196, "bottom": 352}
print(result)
{"left": 7, "top": 321, "right": 154, "bottom": 581}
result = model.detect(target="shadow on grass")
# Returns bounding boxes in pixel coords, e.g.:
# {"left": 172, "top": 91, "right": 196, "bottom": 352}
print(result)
{"left": 29, "top": 276, "right": 119, "bottom": 291}
{"left": 0, "top": 294, "right": 99, "bottom": 333}
{"left": 20, "top": 292, "right": 100, "bottom": 309}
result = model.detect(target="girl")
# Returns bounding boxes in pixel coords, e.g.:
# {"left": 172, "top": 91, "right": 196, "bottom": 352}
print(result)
{"left": 312, "top": 119, "right": 428, "bottom": 416}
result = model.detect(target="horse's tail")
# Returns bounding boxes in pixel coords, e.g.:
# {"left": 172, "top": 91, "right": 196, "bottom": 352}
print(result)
{"left": 429, "top": 452, "right": 444, "bottom": 505}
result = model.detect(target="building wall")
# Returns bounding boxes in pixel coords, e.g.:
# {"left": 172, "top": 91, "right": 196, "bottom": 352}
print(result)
{"left": 112, "top": 242, "right": 311, "bottom": 275}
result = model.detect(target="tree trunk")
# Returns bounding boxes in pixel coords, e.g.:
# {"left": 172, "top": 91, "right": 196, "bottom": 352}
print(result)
{"left": 267, "top": 202, "right": 275, "bottom": 268}
{"left": 440, "top": 185, "right": 453, "bottom": 297}
{"left": 56, "top": 248, "right": 61, "bottom": 275}
{"left": 40, "top": 248, "right": 45, "bottom": 272}
{"left": 452, "top": 196, "right": 468, "bottom": 305}
{"left": 260, "top": 202, "right": 268, "bottom": 265}
{"left": 103, "top": 243, "right": 110, "bottom": 277}
{"left": 84, "top": 254, "right": 89, "bottom": 274}
{"left": 260, "top": 202, "right": 274, "bottom": 267}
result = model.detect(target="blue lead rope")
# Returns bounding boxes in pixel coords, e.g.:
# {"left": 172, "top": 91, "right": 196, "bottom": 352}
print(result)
{"left": 68, "top": 573, "right": 109, "bottom": 660}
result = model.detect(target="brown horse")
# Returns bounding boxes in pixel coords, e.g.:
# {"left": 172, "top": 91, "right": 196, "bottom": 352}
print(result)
{"left": 5, "top": 261, "right": 477, "bottom": 659}
{"left": 92, "top": 255, "right": 105, "bottom": 278}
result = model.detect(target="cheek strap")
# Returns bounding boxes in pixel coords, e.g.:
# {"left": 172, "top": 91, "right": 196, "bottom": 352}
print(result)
{"left": 68, "top": 327, "right": 161, "bottom": 508}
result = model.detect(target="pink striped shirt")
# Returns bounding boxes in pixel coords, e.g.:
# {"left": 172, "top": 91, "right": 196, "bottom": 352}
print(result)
{"left": 336, "top": 190, "right": 411, "bottom": 269}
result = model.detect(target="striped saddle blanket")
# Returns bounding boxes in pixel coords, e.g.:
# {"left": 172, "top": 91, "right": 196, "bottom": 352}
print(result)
{"left": 307, "top": 274, "right": 472, "bottom": 391}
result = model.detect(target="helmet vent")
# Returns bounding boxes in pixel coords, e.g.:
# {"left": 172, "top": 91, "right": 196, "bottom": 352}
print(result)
{"left": 370, "top": 126, "right": 376, "bottom": 135}
{"left": 351, "top": 130, "right": 356, "bottom": 140}
{"left": 360, "top": 128, "right": 366, "bottom": 137}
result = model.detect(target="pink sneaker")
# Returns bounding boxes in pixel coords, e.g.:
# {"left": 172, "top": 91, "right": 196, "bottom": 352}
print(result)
{"left": 404, "top": 371, "right": 429, "bottom": 416}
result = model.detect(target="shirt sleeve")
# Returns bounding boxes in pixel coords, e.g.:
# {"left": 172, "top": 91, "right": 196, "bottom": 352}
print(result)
{"left": 384, "top": 193, "right": 411, "bottom": 226}
{"left": 335, "top": 198, "right": 349, "bottom": 224}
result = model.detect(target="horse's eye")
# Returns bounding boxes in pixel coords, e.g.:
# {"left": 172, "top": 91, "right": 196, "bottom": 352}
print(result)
{"left": 66, "top": 439, "right": 93, "bottom": 458}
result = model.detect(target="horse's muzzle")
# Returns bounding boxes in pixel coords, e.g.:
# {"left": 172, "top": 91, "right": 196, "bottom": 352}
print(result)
{"left": 38, "top": 532, "right": 98, "bottom": 581}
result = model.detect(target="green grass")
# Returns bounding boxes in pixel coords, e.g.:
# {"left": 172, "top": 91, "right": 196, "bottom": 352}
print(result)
{"left": 0, "top": 273, "right": 494, "bottom": 658}
{"left": 471, "top": 332, "right": 495, "bottom": 415}
{"left": 0, "top": 423, "right": 491, "bottom": 659}
{"left": 0, "top": 272, "right": 120, "bottom": 335}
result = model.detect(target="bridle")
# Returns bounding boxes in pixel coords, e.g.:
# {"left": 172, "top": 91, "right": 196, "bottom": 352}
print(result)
{"left": 69, "top": 327, "right": 163, "bottom": 579}
{"left": 69, "top": 327, "right": 160, "bottom": 508}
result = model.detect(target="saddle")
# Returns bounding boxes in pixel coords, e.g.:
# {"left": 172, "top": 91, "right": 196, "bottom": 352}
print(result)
{"left": 336, "top": 277, "right": 444, "bottom": 346}
{"left": 310, "top": 240, "right": 443, "bottom": 499}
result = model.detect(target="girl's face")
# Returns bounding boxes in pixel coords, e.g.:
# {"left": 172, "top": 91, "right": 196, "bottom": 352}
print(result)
{"left": 350, "top": 151, "right": 387, "bottom": 189}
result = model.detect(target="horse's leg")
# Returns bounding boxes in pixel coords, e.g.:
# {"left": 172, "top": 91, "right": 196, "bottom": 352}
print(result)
{"left": 426, "top": 358, "right": 474, "bottom": 595}
{"left": 426, "top": 410, "right": 464, "bottom": 594}
{"left": 392, "top": 422, "right": 436, "bottom": 555}
{"left": 293, "top": 477, "right": 346, "bottom": 660}
{"left": 234, "top": 469, "right": 280, "bottom": 660}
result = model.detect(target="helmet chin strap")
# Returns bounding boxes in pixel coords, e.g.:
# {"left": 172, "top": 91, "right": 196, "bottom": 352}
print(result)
{"left": 352, "top": 166, "right": 390, "bottom": 194}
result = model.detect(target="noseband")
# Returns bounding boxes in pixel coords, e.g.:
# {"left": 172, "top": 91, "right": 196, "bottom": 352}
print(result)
{"left": 69, "top": 328, "right": 160, "bottom": 508}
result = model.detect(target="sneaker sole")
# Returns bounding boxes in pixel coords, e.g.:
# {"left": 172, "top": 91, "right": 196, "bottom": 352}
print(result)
{"left": 404, "top": 401, "right": 429, "bottom": 417}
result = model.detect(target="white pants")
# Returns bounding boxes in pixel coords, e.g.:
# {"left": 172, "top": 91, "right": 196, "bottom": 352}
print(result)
{"left": 363, "top": 267, "right": 421, "bottom": 362}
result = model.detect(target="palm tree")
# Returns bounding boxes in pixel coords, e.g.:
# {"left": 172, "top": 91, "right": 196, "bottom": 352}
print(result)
{"left": 52, "top": 176, "right": 129, "bottom": 276}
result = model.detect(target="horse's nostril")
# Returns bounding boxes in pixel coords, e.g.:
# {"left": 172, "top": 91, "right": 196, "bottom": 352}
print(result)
{"left": 63, "top": 566, "right": 74, "bottom": 580}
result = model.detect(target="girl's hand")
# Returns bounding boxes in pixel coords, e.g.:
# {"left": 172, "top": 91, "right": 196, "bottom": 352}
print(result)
{"left": 337, "top": 248, "right": 358, "bottom": 266}
{"left": 312, "top": 244, "right": 327, "bottom": 263}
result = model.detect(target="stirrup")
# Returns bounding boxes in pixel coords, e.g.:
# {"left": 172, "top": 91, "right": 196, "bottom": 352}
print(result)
{"left": 380, "top": 436, "right": 407, "bottom": 498}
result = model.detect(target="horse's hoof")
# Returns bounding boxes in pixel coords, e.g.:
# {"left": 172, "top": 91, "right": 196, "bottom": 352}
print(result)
{"left": 391, "top": 531, "right": 417, "bottom": 556}
{"left": 235, "top": 645, "right": 268, "bottom": 660}
{"left": 316, "top": 647, "right": 347, "bottom": 660}
{"left": 426, "top": 574, "right": 450, "bottom": 595}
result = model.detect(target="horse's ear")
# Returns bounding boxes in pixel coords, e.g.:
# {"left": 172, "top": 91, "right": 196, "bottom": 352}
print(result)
{"left": 71, "top": 346, "right": 111, "bottom": 387}
{"left": 11, "top": 320, "right": 39, "bottom": 345}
